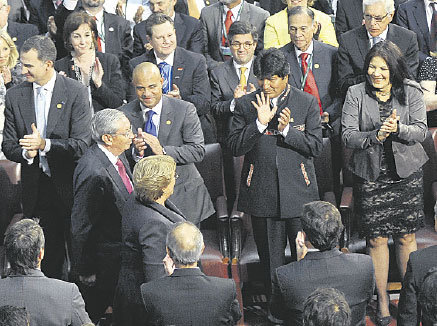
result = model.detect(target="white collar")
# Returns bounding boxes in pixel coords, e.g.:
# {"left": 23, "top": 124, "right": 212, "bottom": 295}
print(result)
{"left": 294, "top": 41, "right": 314, "bottom": 59}
{"left": 33, "top": 71, "right": 57, "bottom": 92}
{"left": 97, "top": 143, "right": 118, "bottom": 166}
{"left": 366, "top": 26, "right": 389, "bottom": 41}
{"left": 233, "top": 57, "right": 253, "bottom": 71}
{"left": 154, "top": 50, "right": 175, "bottom": 66}
{"left": 86, "top": 9, "right": 104, "bottom": 20}
{"left": 224, "top": 1, "right": 243, "bottom": 18}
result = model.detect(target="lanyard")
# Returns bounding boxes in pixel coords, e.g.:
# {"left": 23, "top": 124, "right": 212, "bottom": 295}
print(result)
{"left": 221, "top": 1, "right": 243, "bottom": 44}
{"left": 299, "top": 53, "right": 313, "bottom": 91}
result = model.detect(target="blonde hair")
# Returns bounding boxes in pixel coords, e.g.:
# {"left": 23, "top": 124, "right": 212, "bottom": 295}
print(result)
{"left": 133, "top": 155, "right": 176, "bottom": 203}
{"left": 0, "top": 31, "right": 18, "bottom": 69}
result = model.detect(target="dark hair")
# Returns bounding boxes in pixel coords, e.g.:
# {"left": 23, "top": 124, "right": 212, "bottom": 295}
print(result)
{"left": 253, "top": 48, "right": 290, "bottom": 79}
{"left": 21, "top": 36, "right": 57, "bottom": 63}
{"left": 301, "top": 201, "right": 343, "bottom": 251}
{"left": 364, "top": 40, "right": 411, "bottom": 106}
{"left": 63, "top": 11, "right": 98, "bottom": 52}
{"left": 145, "top": 13, "right": 174, "bottom": 38}
{"left": 303, "top": 288, "right": 351, "bottom": 326}
{"left": 419, "top": 267, "right": 437, "bottom": 324}
{"left": 166, "top": 221, "right": 204, "bottom": 266}
{"left": 4, "top": 219, "right": 45, "bottom": 275}
{"left": 228, "top": 21, "right": 258, "bottom": 43}
{"left": 287, "top": 6, "right": 315, "bottom": 23}
{"left": 0, "top": 306, "right": 28, "bottom": 326}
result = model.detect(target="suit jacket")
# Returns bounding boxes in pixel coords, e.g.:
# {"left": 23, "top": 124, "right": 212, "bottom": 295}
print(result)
{"left": 334, "top": 0, "right": 363, "bottom": 39}
{"left": 141, "top": 268, "right": 241, "bottom": 326}
{"left": 129, "top": 47, "right": 216, "bottom": 143}
{"left": 337, "top": 24, "right": 419, "bottom": 97}
{"left": 28, "top": 0, "right": 56, "bottom": 33}
{"left": 0, "top": 269, "right": 91, "bottom": 326}
{"left": 7, "top": 21, "right": 39, "bottom": 51}
{"left": 120, "top": 97, "right": 215, "bottom": 224}
{"left": 200, "top": 1, "right": 270, "bottom": 70}
{"left": 133, "top": 12, "right": 203, "bottom": 57}
{"left": 341, "top": 80, "right": 428, "bottom": 181}
{"left": 2, "top": 73, "right": 92, "bottom": 216}
{"left": 396, "top": 0, "right": 431, "bottom": 64}
{"left": 210, "top": 58, "right": 258, "bottom": 142}
{"left": 227, "top": 87, "right": 322, "bottom": 218}
{"left": 270, "top": 249, "right": 375, "bottom": 326}
{"left": 397, "top": 245, "right": 437, "bottom": 326}
{"left": 175, "top": 0, "right": 218, "bottom": 15}
{"left": 54, "top": 51, "right": 126, "bottom": 112}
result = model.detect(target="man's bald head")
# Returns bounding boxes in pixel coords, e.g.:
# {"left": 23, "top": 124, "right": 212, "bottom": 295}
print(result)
{"left": 132, "top": 62, "right": 163, "bottom": 108}
{"left": 166, "top": 222, "right": 204, "bottom": 267}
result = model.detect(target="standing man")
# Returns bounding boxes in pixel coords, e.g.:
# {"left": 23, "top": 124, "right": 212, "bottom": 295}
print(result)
{"left": 71, "top": 109, "right": 134, "bottom": 322}
{"left": 120, "top": 62, "right": 214, "bottom": 226}
{"left": 2, "top": 35, "right": 92, "bottom": 279}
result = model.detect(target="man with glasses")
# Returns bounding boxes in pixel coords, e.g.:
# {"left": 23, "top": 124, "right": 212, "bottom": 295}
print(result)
{"left": 337, "top": 0, "right": 419, "bottom": 97}
{"left": 71, "top": 109, "right": 135, "bottom": 324}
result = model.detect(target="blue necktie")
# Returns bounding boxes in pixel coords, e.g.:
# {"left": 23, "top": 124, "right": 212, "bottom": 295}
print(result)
{"left": 158, "top": 62, "right": 172, "bottom": 94}
{"left": 145, "top": 110, "right": 157, "bottom": 136}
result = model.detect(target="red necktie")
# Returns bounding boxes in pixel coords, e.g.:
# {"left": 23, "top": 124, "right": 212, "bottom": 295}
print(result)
{"left": 300, "top": 53, "right": 322, "bottom": 115}
{"left": 116, "top": 159, "right": 133, "bottom": 194}
{"left": 92, "top": 16, "right": 103, "bottom": 52}
{"left": 222, "top": 10, "right": 233, "bottom": 46}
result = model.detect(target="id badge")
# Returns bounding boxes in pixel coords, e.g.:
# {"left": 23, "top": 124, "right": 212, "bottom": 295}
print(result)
{"left": 220, "top": 45, "right": 232, "bottom": 56}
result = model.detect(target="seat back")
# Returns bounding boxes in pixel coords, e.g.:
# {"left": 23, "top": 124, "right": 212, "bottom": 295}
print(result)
{"left": 314, "top": 137, "right": 336, "bottom": 204}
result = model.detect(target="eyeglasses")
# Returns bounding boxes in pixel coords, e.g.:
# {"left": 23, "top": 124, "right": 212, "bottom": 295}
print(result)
{"left": 112, "top": 126, "right": 134, "bottom": 138}
{"left": 363, "top": 13, "right": 389, "bottom": 22}
{"left": 230, "top": 42, "right": 255, "bottom": 49}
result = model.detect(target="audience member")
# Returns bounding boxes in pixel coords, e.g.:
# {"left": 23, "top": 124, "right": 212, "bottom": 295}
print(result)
{"left": 140, "top": 221, "right": 242, "bottom": 325}
{"left": 303, "top": 288, "right": 351, "bottom": 326}
{"left": 337, "top": 0, "right": 419, "bottom": 97}
{"left": 418, "top": 267, "right": 437, "bottom": 326}
{"left": 121, "top": 62, "right": 214, "bottom": 226}
{"left": 334, "top": 0, "right": 363, "bottom": 39}
{"left": 1, "top": 35, "right": 92, "bottom": 279}
{"left": 0, "top": 306, "right": 28, "bottom": 326}
{"left": 0, "top": 219, "right": 92, "bottom": 326}
{"left": 398, "top": 245, "right": 437, "bottom": 326}
{"left": 129, "top": 13, "right": 215, "bottom": 143}
{"left": 270, "top": 201, "right": 374, "bottom": 326}
{"left": 200, "top": 0, "right": 269, "bottom": 70}
{"left": 113, "top": 155, "right": 185, "bottom": 326}
{"left": 342, "top": 40, "right": 427, "bottom": 325}
{"left": 174, "top": 0, "right": 219, "bottom": 17}
{"left": 418, "top": 57, "right": 437, "bottom": 127}
{"left": 71, "top": 109, "right": 134, "bottom": 322}
{"left": 264, "top": 0, "right": 338, "bottom": 50}
{"left": 133, "top": 0, "right": 203, "bottom": 57}
{"left": 28, "top": 0, "right": 58, "bottom": 34}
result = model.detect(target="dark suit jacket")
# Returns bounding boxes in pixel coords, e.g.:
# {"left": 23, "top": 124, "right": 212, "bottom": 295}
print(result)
{"left": 337, "top": 24, "right": 419, "bottom": 97}
{"left": 7, "top": 21, "right": 39, "bottom": 51}
{"left": 227, "top": 87, "right": 322, "bottom": 218}
{"left": 2, "top": 73, "right": 92, "bottom": 215}
{"left": 175, "top": 0, "right": 218, "bottom": 15}
{"left": 270, "top": 249, "right": 375, "bottom": 326}
{"left": 141, "top": 268, "right": 241, "bottom": 326}
{"left": 210, "top": 58, "right": 258, "bottom": 142}
{"left": 54, "top": 51, "right": 126, "bottom": 112}
{"left": 129, "top": 47, "right": 216, "bottom": 143}
{"left": 396, "top": 0, "right": 432, "bottom": 64}
{"left": 133, "top": 12, "right": 203, "bottom": 57}
{"left": 334, "top": 0, "right": 363, "bottom": 39}
{"left": 397, "top": 245, "right": 437, "bottom": 326}
{"left": 0, "top": 269, "right": 91, "bottom": 326}
{"left": 200, "top": 1, "right": 270, "bottom": 70}
{"left": 120, "top": 97, "right": 215, "bottom": 224}
{"left": 28, "top": 0, "right": 56, "bottom": 33}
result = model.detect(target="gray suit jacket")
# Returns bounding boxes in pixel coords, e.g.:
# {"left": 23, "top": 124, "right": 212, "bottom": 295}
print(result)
{"left": 341, "top": 79, "right": 428, "bottom": 181}
{"left": 200, "top": 0, "right": 269, "bottom": 70}
{"left": 0, "top": 269, "right": 91, "bottom": 326}
{"left": 120, "top": 96, "right": 215, "bottom": 224}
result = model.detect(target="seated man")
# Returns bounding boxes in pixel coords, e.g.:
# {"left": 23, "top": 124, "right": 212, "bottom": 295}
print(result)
{"left": 418, "top": 267, "right": 437, "bottom": 326}
{"left": 0, "top": 219, "right": 91, "bottom": 326}
{"left": 270, "top": 201, "right": 375, "bottom": 326}
{"left": 141, "top": 221, "right": 242, "bottom": 325}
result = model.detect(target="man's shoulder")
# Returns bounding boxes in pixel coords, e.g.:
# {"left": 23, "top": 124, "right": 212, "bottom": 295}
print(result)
{"left": 104, "top": 11, "right": 130, "bottom": 26}
{"left": 163, "top": 95, "right": 195, "bottom": 111}
{"left": 340, "top": 25, "right": 366, "bottom": 43}
{"left": 388, "top": 23, "right": 417, "bottom": 39}
{"left": 8, "top": 21, "right": 38, "bottom": 34}
{"left": 119, "top": 99, "right": 139, "bottom": 113}
{"left": 176, "top": 12, "right": 202, "bottom": 29}
{"left": 211, "top": 59, "right": 233, "bottom": 76}
{"left": 56, "top": 73, "right": 87, "bottom": 92}
{"left": 409, "top": 245, "right": 437, "bottom": 266}
{"left": 245, "top": 1, "right": 270, "bottom": 17}
{"left": 314, "top": 40, "right": 337, "bottom": 54}
{"left": 397, "top": 0, "right": 419, "bottom": 11}
{"left": 201, "top": 2, "right": 221, "bottom": 15}
{"left": 175, "top": 46, "right": 205, "bottom": 63}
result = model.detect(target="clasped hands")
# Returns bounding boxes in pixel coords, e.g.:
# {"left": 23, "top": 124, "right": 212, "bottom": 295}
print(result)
{"left": 377, "top": 109, "right": 400, "bottom": 142}
{"left": 19, "top": 123, "right": 45, "bottom": 159}
{"left": 133, "top": 128, "right": 164, "bottom": 156}
{"left": 234, "top": 83, "right": 256, "bottom": 99}
{"left": 251, "top": 92, "right": 291, "bottom": 132}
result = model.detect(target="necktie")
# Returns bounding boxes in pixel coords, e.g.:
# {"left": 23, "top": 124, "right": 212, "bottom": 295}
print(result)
{"left": 430, "top": 2, "right": 437, "bottom": 53}
{"left": 239, "top": 67, "right": 247, "bottom": 88}
{"left": 222, "top": 10, "right": 233, "bottom": 46}
{"left": 35, "top": 87, "right": 50, "bottom": 175}
{"left": 144, "top": 110, "right": 157, "bottom": 137}
{"left": 372, "top": 36, "right": 381, "bottom": 47}
{"left": 158, "top": 62, "right": 172, "bottom": 94}
{"left": 116, "top": 159, "right": 133, "bottom": 194}
{"left": 300, "top": 53, "right": 322, "bottom": 115}
{"left": 187, "top": 0, "right": 200, "bottom": 19}
{"left": 92, "top": 16, "right": 103, "bottom": 52}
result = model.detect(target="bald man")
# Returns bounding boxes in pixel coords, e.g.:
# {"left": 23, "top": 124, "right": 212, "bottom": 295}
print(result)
{"left": 119, "top": 63, "right": 214, "bottom": 226}
{"left": 141, "top": 222, "right": 241, "bottom": 325}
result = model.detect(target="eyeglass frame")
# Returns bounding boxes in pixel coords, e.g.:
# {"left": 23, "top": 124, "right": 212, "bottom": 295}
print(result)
{"left": 229, "top": 41, "right": 255, "bottom": 49}
{"left": 363, "top": 13, "right": 389, "bottom": 23}
{"left": 111, "top": 126, "right": 134, "bottom": 138}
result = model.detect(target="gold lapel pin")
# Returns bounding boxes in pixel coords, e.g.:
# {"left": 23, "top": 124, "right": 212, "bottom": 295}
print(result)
{"left": 290, "top": 117, "right": 294, "bottom": 122}
{"left": 12, "top": 37, "right": 17, "bottom": 42}
{"left": 314, "top": 63, "right": 320, "bottom": 69}
{"left": 166, "top": 120, "right": 171, "bottom": 125}
{"left": 57, "top": 103, "right": 62, "bottom": 109}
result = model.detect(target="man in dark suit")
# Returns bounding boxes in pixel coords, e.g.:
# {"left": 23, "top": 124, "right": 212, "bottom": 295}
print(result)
{"left": 337, "top": 0, "right": 419, "bottom": 97}
{"left": 397, "top": 245, "right": 437, "bottom": 326}
{"left": 227, "top": 48, "right": 322, "bottom": 299}
{"left": 130, "top": 13, "right": 216, "bottom": 143}
{"left": 120, "top": 62, "right": 214, "bottom": 226}
{"left": 200, "top": 0, "right": 270, "bottom": 70}
{"left": 2, "top": 35, "right": 92, "bottom": 279}
{"left": 175, "top": 0, "right": 218, "bottom": 16}
{"left": 133, "top": 0, "right": 203, "bottom": 57}
{"left": 270, "top": 201, "right": 375, "bottom": 326}
{"left": 0, "top": 219, "right": 92, "bottom": 326}
{"left": 141, "top": 221, "right": 241, "bottom": 325}
{"left": 334, "top": 0, "right": 363, "bottom": 39}
{"left": 71, "top": 109, "right": 134, "bottom": 322}
{"left": 28, "top": 0, "right": 58, "bottom": 33}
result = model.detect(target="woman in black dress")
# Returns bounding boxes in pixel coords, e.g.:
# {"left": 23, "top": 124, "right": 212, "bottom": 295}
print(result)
{"left": 342, "top": 41, "right": 428, "bottom": 326}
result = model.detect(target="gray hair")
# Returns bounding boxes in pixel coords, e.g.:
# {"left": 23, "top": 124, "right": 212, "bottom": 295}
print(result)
{"left": 91, "top": 109, "right": 128, "bottom": 144}
{"left": 363, "top": 0, "right": 394, "bottom": 14}
{"left": 166, "top": 222, "right": 204, "bottom": 266}
{"left": 21, "top": 35, "right": 57, "bottom": 63}
{"left": 288, "top": 6, "right": 315, "bottom": 23}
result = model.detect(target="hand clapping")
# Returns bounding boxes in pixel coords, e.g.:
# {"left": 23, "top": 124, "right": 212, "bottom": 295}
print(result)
{"left": 251, "top": 92, "right": 277, "bottom": 125}
{"left": 378, "top": 109, "right": 399, "bottom": 141}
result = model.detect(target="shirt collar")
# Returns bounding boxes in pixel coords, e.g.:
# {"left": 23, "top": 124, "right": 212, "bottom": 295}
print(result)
{"left": 224, "top": 0, "right": 242, "bottom": 18}
{"left": 233, "top": 58, "right": 253, "bottom": 72}
{"left": 86, "top": 9, "right": 104, "bottom": 20}
{"left": 33, "top": 71, "right": 57, "bottom": 92}
{"left": 294, "top": 41, "right": 314, "bottom": 60}
{"left": 366, "top": 26, "right": 389, "bottom": 41}
{"left": 140, "top": 97, "right": 163, "bottom": 116}
{"left": 154, "top": 50, "right": 175, "bottom": 66}
{"left": 97, "top": 143, "right": 118, "bottom": 166}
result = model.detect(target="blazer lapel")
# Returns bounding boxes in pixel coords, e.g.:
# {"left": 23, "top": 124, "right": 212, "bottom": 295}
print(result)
{"left": 363, "top": 93, "right": 380, "bottom": 128}
{"left": 46, "top": 74, "right": 65, "bottom": 137}
{"left": 103, "top": 12, "right": 115, "bottom": 52}
{"left": 412, "top": 0, "right": 430, "bottom": 48}
{"left": 287, "top": 45, "right": 303, "bottom": 88}
{"left": 312, "top": 41, "right": 325, "bottom": 86}
{"left": 130, "top": 100, "right": 146, "bottom": 131}
{"left": 20, "top": 83, "right": 36, "bottom": 135}
{"left": 224, "top": 60, "right": 239, "bottom": 89}
{"left": 158, "top": 96, "right": 175, "bottom": 145}
{"left": 172, "top": 47, "right": 184, "bottom": 87}
{"left": 149, "top": 201, "right": 185, "bottom": 223}
{"left": 248, "top": 60, "right": 258, "bottom": 86}
{"left": 216, "top": 4, "right": 224, "bottom": 60}
{"left": 356, "top": 26, "right": 371, "bottom": 61}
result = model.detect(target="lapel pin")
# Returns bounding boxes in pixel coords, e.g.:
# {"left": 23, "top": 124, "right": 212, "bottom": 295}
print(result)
{"left": 57, "top": 102, "right": 64, "bottom": 109}
{"left": 12, "top": 37, "right": 17, "bottom": 42}
{"left": 177, "top": 67, "right": 183, "bottom": 71}
{"left": 166, "top": 120, "right": 171, "bottom": 125}
{"left": 314, "top": 63, "right": 320, "bottom": 69}
{"left": 108, "top": 27, "right": 114, "bottom": 32}
{"left": 290, "top": 117, "right": 294, "bottom": 122}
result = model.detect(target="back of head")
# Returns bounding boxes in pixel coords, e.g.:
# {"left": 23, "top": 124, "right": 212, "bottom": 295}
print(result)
{"left": 91, "top": 108, "right": 128, "bottom": 144}
{"left": 301, "top": 201, "right": 343, "bottom": 251}
{"left": 166, "top": 221, "right": 204, "bottom": 267}
{"left": 21, "top": 35, "right": 57, "bottom": 64}
{"left": 419, "top": 267, "right": 437, "bottom": 325}
{"left": 253, "top": 48, "right": 290, "bottom": 80}
{"left": 0, "top": 305, "right": 28, "bottom": 326}
{"left": 303, "top": 288, "right": 351, "bottom": 326}
{"left": 4, "top": 219, "right": 44, "bottom": 275}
